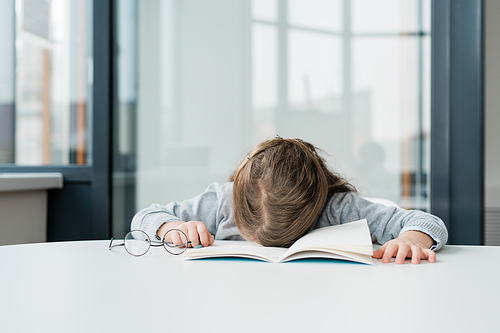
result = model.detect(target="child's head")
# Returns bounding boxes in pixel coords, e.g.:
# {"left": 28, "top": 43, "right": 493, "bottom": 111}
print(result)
{"left": 230, "top": 137, "right": 355, "bottom": 247}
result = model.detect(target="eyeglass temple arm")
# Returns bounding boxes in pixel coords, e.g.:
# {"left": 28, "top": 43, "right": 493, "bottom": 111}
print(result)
{"left": 108, "top": 238, "right": 126, "bottom": 250}
{"left": 162, "top": 240, "right": 192, "bottom": 248}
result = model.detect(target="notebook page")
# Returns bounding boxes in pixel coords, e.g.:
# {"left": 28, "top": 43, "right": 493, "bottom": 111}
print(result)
{"left": 184, "top": 240, "right": 287, "bottom": 262}
{"left": 281, "top": 219, "right": 372, "bottom": 259}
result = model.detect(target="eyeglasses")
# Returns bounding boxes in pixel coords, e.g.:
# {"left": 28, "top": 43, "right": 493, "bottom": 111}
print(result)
{"left": 109, "top": 229, "right": 191, "bottom": 256}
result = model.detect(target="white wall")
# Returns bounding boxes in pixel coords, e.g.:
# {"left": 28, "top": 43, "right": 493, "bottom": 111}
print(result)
{"left": 136, "top": 0, "right": 251, "bottom": 208}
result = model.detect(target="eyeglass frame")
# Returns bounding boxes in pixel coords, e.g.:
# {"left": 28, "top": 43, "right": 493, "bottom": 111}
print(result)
{"left": 108, "top": 229, "right": 192, "bottom": 256}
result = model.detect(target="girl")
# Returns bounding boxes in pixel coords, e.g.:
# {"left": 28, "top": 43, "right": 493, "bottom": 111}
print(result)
{"left": 131, "top": 137, "right": 448, "bottom": 264}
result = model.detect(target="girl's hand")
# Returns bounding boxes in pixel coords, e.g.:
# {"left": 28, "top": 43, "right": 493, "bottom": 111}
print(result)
{"left": 157, "top": 221, "right": 215, "bottom": 248}
{"left": 372, "top": 231, "right": 436, "bottom": 264}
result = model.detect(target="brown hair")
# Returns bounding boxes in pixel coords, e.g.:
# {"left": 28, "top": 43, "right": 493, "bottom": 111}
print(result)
{"left": 230, "top": 137, "right": 356, "bottom": 247}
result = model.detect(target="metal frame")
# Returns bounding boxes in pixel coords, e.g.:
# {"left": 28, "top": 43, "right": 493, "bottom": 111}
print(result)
{"left": 91, "top": 0, "right": 113, "bottom": 239}
{"left": 431, "top": 0, "right": 484, "bottom": 244}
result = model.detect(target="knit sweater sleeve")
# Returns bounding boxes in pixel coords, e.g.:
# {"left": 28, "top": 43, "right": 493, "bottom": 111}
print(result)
{"left": 319, "top": 192, "right": 448, "bottom": 250}
{"left": 130, "top": 182, "right": 230, "bottom": 242}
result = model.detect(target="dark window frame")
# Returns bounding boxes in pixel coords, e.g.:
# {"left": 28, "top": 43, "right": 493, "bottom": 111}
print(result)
{"left": 431, "top": 0, "right": 484, "bottom": 245}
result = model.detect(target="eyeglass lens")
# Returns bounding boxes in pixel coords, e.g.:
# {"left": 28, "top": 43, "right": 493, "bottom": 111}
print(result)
{"left": 163, "top": 229, "right": 189, "bottom": 255}
{"left": 124, "top": 230, "right": 150, "bottom": 256}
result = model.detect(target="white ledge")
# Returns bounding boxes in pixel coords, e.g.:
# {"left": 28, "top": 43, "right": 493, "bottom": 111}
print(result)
{"left": 0, "top": 173, "right": 64, "bottom": 192}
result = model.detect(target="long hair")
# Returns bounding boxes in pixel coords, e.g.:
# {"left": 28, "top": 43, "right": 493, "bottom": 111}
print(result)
{"left": 230, "top": 137, "right": 355, "bottom": 247}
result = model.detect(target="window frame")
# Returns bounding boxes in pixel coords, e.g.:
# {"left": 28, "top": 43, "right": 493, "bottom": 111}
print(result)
{"left": 430, "top": 0, "right": 484, "bottom": 245}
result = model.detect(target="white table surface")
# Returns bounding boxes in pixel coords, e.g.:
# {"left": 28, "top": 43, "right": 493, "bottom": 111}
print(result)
{"left": 1, "top": 241, "right": 499, "bottom": 333}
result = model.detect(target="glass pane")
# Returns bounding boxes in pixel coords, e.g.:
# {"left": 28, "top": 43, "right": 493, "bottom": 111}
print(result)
{"left": 0, "top": 1, "right": 15, "bottom": 164}
{"left": 288, "top": 0, "right": 342, "bottom": 32}
{"left": 135, "top": 0, "right": 251, "bottom": 220}
{"left": 113, "top": 0, "right": 138, "bottom": 237}
{"left": 287, "top": 30, "right": 342, "bottom": 112}
{"left": 351, "top": 36, "right": 427, "bottom": 209}
{"left": 484, "top": 0, "right": 500, "bottom": 245}
{"left": 422, "top": 0, "right": 431, "bottom": 33}
{"left": 252, "top": 0, "right": 277, "bottom": 22}
{"left": 252, "top": 23, "right": 277, "bottom": 141}
{"left": 0, "top": 0, "right": 93, "bottom": 165}
{"left": 352, "top": 0, "right": 421, "bottom": 33}
{"left": 113, "top": 0, "right": 431, "bottom": 237}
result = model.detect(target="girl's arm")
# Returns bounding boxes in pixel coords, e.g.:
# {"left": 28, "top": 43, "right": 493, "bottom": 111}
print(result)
{"left": 130, "top": 182, "right": 232, "bottom": 246}
{"left": 323, "top": 192, "right": 448, "bottom": 264}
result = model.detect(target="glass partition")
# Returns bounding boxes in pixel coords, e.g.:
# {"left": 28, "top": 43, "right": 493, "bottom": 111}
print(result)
{"left": 114, "top": 0, "right": 431, "bottom": 237}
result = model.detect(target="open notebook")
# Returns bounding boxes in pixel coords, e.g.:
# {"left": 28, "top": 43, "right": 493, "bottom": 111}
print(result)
{"left": 183, "top": 219, "right": 375, "bottom": 265}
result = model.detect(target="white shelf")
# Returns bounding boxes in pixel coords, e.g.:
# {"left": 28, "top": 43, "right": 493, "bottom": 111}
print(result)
{"left": 0, "top": 173, "right": 63, "bottom": 192}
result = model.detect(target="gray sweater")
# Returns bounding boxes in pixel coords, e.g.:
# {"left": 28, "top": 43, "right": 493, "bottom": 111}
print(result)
{"left": 131, "top": 182, "right": 448, "bottom": 250}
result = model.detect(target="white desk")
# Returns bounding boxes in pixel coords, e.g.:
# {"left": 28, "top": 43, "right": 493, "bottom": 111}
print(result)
{"left": 0, "top": 241, "right": 499, "bottom": 333}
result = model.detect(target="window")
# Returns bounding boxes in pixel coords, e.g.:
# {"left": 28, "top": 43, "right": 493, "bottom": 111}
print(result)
{"left": 0, "top": 0, "right": 93, "bottom": 166}
{"left": 251, "top": 0, "right": 431, "bottom": 209}
{"left": 113, "top": 0, "right": 432, "bottom": 236}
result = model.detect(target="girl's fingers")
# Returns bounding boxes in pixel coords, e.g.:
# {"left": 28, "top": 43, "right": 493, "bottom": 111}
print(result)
{"left": 187, "top": 225, "right": 200, "bottom": 248}
{"left": 411, "top": 245, "right": 423, "bottom": 264}
{"left": 197, "top": 224, "right": 213, "bottom": 247}
{"left": 372, "top": 244, "right": 387, "bottom": 258}
{"left": 395, "top": 244, "right": 410, "bottom": 264}
{"left": 382, "top": 243, "right": 398, "bottom": 263}
{"left": 161, "top": 221, "right": 214, "bottom": 249}
{"left": 169, "top": 230, "right": 183, "bottom": 246}
{"left": 423, "top": 248, "right": 436, "bottom": 263}
{"left": 375, "top": 239, "right": 437, "bottom": 264}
